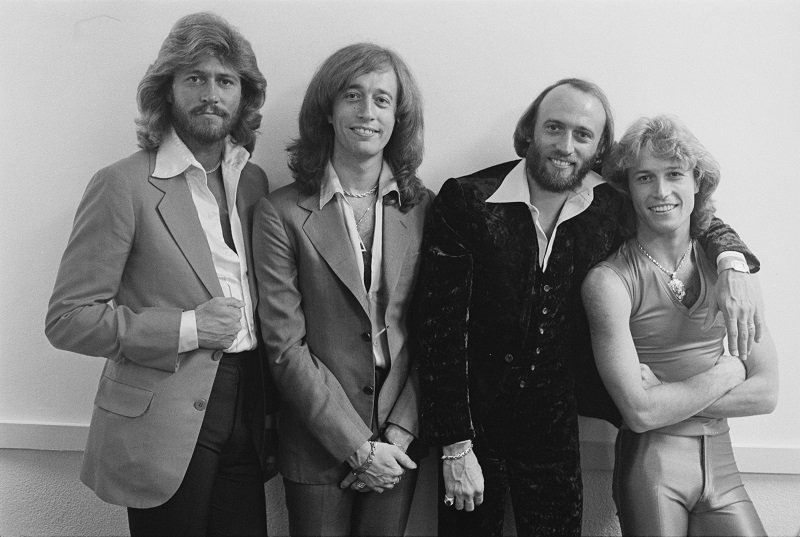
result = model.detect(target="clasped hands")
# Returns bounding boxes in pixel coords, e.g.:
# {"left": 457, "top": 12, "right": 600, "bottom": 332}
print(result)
{"left": 340, "top": 427, "right": 417, "bottom": 494}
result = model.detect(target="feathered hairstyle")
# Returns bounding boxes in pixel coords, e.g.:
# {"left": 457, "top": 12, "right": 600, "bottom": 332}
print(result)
{"left": 135, "top": 12, "right": 266, "bottom": 154}
{"left": 287, "top": 43, "right": 425, "bottom": 209}
{"left": 603, "top": 115, "right": 720, "bottom": 237}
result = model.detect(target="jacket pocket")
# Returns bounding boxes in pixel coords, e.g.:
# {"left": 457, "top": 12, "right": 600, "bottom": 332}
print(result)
{"left": 94, "top": 375, "right": 154, "bottom": 417}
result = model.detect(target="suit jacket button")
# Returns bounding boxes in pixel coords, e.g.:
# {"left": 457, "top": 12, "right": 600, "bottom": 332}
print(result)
{"left": 504, "top": 353, "right": 514, "bottom": 363}
{"left": 362, "top": 332, "right": 372, "bottom": 342}
{"left": 194, "top": 399, "right": 207, "bottom": 411}
{"left": 363, "top": 385, "right": 375, "bottom": 395}
{"left": 519, "top": 380, "right": 527, "bottom": 389}
{"left": 212, "top": 351, "right": 223, "bottom": 361}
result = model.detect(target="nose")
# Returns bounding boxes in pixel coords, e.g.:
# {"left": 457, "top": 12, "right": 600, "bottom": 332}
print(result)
{"left": 201, "top": 89, "right": 219, "bottom": 104}
{"left": 357, "top": 98, "right": 375, "bottom": 119}
{"left": 555, "top": 132, "right": 574, "bottom": 155}
{"left": 654, "top": 177, "right": 670, "bottom": 198}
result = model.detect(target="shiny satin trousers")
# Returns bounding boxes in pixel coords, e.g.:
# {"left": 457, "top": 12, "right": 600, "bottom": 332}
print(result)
{"left": 614, "top": 428, "right": 766, "bottom": 536}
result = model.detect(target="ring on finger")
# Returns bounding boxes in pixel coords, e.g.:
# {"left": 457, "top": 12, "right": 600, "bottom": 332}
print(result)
{"left": 353, "top": 480, "right": 366, "bottom": 490}
{"left": 444, "top": 495, "right": 455, "bottom": 507}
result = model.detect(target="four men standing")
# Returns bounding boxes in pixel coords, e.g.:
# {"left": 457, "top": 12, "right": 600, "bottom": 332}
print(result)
{"left": 45, "top": 12, "right": 761, "bottom": 537}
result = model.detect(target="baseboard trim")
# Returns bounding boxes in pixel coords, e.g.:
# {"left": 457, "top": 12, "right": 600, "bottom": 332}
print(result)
{"left": 2, "top": 421, "right": 798, "bottom": 474}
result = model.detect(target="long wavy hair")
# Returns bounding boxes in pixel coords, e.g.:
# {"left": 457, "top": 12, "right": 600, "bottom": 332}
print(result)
{"left": 603, "top": 115, "right": 720, "bottom": 238}
{"left": 287, "top": 43, "right": 425, "bottom": 210}
{"left": 135, "top": 12, "right": 266, "bottom": 154}
{"left": 512, "top": 78, "right": 615, "bottom": 168}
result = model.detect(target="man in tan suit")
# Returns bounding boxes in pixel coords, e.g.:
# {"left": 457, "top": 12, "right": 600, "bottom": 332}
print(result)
{"left": 45, "top": 12, "right": 277, "bottom": 536}
{"left": 253, "top": 43, "right": 431, "bottom": 536}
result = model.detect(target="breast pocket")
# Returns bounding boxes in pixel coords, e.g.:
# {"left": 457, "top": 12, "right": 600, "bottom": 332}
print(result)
{"left": 94, "top": 375, "right": 154, "bottom": 418}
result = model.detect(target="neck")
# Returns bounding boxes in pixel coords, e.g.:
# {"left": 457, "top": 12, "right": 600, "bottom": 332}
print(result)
{"left": 174, "top": 130, "right": 225, "bottom": 171}
{"left": 332, "top": 152, "right": 383, "bottom": 193}
{"left": 636, "top": 228, "right": 692, "bottom": 265}
{"left": 527, "top": 172, "right": 570, "bottom": 231}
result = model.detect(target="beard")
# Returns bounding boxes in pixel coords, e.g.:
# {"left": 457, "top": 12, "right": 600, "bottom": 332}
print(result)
{"left": 526, "top": 141, "right": 596, "bottom": 193}
{"left": 171, "top": 104, "right": 238, "bottom": 146}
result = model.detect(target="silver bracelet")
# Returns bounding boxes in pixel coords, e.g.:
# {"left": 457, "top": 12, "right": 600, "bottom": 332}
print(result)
{"left": 352, "top": 441, "right": 376, "bottom": 476}
{"left": 441, "top": 442, "right": 473, "bottom": 461}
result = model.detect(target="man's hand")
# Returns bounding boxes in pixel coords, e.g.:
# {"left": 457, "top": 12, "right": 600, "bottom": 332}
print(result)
{"left": 196, "top": 297, "right": 244, "bottom": 349}
{"left": 340, "top": 441, "right": 417, "bottom": 493}
{"left": 442, "top": 444, "right": 484, "bottom": 512}
{"left": 705, "top": 269, "right": 761, "bottom": 357}
{"left": 640, "top": 363, "right": 662, "bottom": 389}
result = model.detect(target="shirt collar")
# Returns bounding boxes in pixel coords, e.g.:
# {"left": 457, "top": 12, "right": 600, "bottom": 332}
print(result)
{"left": 319, "top": 160, "right": 400, "bottom": 209}
{"left": 486, "top": 158, "right": 605, "bottom": 206}
{"left": 152, "top": 129, "right": 250, "bottom": 178}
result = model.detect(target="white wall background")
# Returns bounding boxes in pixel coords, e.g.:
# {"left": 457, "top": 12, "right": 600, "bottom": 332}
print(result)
{"left": 1, "top": 0, "right": 799, "bottom": 534}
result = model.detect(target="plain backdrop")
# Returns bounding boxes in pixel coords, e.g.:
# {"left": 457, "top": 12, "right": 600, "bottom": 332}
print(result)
{"left": 1, "top": 0, "right": 798, "bottom": 469}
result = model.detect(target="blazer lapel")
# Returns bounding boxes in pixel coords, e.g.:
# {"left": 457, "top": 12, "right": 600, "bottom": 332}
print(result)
{"left": 299, "top": 194, "right": 369, "bottom": 314}
{"left": 382, "top": 202, "right": 410, "bottom": 296}
{"left": 150, "top": 174, "right": 222, "bottom": 298}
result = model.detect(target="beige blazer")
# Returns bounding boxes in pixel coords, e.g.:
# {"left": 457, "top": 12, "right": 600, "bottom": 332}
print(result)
{"left": 253, "top": 183, "right": 432, "bottom": 484}
{"left": 45, "top": 149, "right": 274, "bottom": 508}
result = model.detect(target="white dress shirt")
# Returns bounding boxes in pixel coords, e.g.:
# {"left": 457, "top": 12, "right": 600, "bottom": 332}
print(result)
{"left": 319, "top": 161, "right": 398, "bottom": 369}
{"left": 153, "top": 130, "right": 257, "bottom": 353}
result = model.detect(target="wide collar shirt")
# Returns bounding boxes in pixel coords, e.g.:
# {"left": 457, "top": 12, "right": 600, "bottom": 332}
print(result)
{"left": 486, "top": 159, "right": 604, "bottom": 272}
{"left": 319, "top": 161, "right": 398, "bottom": 369}
{"left": 153, "top": 129, "right": 257, "bottom": 353}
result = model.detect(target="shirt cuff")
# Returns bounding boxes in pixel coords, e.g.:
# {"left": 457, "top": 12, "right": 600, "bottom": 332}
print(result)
{"left": 179, "top": 310, "right": 199, "bottom": 353}
{"left": 716, "top": 251, "right": 748, "bottom": 274}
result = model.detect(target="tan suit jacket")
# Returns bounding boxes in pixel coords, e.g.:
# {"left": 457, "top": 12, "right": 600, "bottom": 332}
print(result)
{"left": 253, "top": 183, "right": 432, "bottom": 483}
{"left": 45, "top": 149, "right": 275, "bottom": 508}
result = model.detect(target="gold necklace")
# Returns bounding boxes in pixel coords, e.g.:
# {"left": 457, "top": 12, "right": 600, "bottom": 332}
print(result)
{"left": 637, "top": 240, "right": 694, "bottom": 301}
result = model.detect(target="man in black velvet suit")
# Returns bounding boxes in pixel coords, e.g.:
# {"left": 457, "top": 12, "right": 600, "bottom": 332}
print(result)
{"left": 414, "top": 78, "right": 760, "bottom": 537}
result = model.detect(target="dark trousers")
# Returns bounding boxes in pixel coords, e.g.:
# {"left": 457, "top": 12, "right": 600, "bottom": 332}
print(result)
{"left": 128, "top": 352, "right": 267, "bottom": 537}
{"left": 438, "top": 374, "right": 583, "bottom": 537}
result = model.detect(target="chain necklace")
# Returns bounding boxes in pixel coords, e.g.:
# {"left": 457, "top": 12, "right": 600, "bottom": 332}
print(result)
{"left": 637, "top": 240, "right": 694, "bottom": 301}
{"left": 343, "top": 184, "right": 379, "bottom": 198}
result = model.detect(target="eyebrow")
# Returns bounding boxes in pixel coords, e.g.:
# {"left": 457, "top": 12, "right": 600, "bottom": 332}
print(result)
{"left": 344, "top": 82, "right": 395, "bottom": 99}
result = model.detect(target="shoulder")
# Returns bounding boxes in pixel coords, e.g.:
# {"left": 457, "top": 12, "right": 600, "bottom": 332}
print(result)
{"left": 238, "top": 160, "right": 269, "bottom": 200}
{"left": 85, "top": 150, "right": 155, "bottom": 200}
{"left": 94, "top": 150, "right": 153, "bottom": 182}
{"left": 436, "top": 160, "right": 519, "bottom": 208}
{"left": 260, "top": 181, "right": 307, "bottom": 218}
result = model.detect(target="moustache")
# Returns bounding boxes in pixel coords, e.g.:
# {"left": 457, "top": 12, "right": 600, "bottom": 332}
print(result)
{"left": 191, "top": 105, "right": 228, "bottom": 118}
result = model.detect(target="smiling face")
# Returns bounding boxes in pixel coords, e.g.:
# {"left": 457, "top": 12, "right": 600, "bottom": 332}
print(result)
{"left": 525, "top": 84, "right": 606, "bottom": 192}
{"left": 168, "top": 56, "right": 242, "bottom": 149}
{"left": 328, "top": 68, "right": 398, "bottom": 166}
{"left": 628, "top": 147, "right": 699, "bottom": 240}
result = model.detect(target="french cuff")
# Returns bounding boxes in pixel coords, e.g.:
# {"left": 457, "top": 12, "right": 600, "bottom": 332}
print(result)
{"left": 178, "top": 310, "right": 199, "bottom": 353}
{"left": 716, "top": 251, "right": 749, "bottom": 275}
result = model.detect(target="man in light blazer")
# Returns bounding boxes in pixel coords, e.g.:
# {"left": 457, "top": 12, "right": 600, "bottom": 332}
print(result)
{"left": 252, "top": 43, "right": 431, "bottom": 537}
{"left": 45, "top": 13, "right": 277, "bottom": 536}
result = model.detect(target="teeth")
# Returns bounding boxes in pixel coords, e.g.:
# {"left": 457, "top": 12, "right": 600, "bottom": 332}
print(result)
{"left": 550, "top": 158, "right": 574, "bottom": 168}
{"left": 650, "top": 204, "right": 677, "bottom": 213}
{"left": 353, "top": 127, "right": 378, "bottom": 136}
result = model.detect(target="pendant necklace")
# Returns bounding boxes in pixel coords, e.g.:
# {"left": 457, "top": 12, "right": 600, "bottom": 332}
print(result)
{"left": 637, "top": 240, "right": 694, "bottom": 301}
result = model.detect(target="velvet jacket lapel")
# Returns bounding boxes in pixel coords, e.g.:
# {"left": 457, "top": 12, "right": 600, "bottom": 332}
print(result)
{"left": 298, "top": 193, "right": 370, "bottom": 315}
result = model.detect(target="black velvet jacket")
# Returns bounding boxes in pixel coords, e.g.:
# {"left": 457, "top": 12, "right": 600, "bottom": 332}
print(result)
{"left": 415, "top": 160, "right": 758, "bottom": 446}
